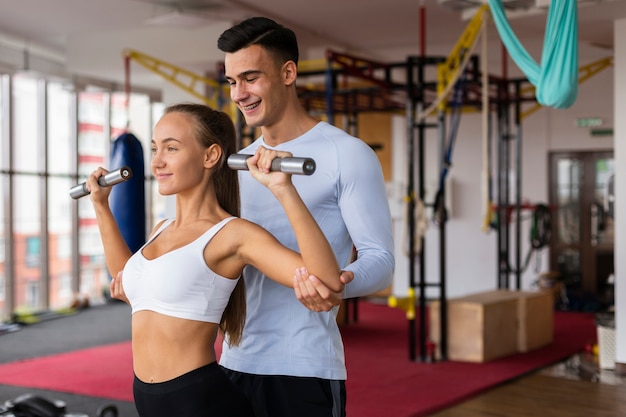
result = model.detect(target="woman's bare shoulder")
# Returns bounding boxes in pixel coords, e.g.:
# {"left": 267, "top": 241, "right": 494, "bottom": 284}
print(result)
{"left": 225, "top": 217, "right": 265, "bottom": 235}
{"left": 219, "top": 217, "right": 278, "bottom": 248}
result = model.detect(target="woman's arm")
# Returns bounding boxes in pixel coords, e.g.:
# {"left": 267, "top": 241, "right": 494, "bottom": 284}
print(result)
{"left": 86, "top": 167, "right": 133, "bottom": 279}
{"left": 240, "top": 147, "right": 343, "bottom": 293}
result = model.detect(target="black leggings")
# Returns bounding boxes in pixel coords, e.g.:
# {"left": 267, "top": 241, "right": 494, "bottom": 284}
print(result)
{"left": 133, "top": 362, "right": 254, "bottom": 417}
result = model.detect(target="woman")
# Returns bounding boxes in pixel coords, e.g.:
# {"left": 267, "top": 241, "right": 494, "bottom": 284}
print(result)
{"left": 85, "top": 103, "right": 342, "bottom": 417}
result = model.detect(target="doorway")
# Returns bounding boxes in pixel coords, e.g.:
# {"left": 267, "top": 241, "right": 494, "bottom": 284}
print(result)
{"left": 549, "top": 151, "right": 614, "bottom": 310}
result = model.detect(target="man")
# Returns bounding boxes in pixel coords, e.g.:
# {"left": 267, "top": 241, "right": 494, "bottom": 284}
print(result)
{"left": 217, "top": 16, "right": 394, "bottom": 417}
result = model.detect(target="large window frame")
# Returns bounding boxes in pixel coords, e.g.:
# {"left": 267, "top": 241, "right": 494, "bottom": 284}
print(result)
{"left": 0, "top": 70, "right": 161, "bottom": 322}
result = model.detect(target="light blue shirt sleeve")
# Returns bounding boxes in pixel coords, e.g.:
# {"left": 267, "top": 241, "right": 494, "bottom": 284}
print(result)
{"left": 337, "top": 139, "right": 395, "bottom": 298}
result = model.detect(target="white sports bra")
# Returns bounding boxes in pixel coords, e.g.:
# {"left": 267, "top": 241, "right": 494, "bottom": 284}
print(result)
{"left": 122, "top": 217, "right": 239, "bottom": 323}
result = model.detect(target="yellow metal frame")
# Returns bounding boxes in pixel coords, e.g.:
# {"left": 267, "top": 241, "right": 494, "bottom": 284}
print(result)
{"left": 122, "top": 48, "right": 236, "bottom": 116}
{"left": 388, "top": 288, "right": 416, "bottom": 320}
{"left": 437, "top": 4, "right": 490, "bottom": 112}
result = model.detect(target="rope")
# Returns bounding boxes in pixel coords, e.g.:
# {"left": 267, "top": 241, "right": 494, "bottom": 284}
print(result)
{"left": 433, "top": 71, "right": 467, "bottom": 226}
{"left": 124, "top": 53, "right": 131, "bottom": 131}
{"left": 402, "top": 197, "right": 428, "bottom": 257}
{"left": 481, "top": 18, "right": 492, "bottom": 232}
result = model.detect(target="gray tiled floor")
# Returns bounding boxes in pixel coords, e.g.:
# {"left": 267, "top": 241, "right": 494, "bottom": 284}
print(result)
{"left": 0, "top": 302, "right": 138, "bottom": 417}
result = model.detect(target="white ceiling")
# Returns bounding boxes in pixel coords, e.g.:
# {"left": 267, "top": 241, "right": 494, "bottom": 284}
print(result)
{"left": 0, "top": 0, "right": 624, "bottom": 91}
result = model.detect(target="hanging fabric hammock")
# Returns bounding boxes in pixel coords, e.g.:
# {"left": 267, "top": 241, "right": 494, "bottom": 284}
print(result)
{"left": 488, "top": 0, "right": 579, "bottom": 109}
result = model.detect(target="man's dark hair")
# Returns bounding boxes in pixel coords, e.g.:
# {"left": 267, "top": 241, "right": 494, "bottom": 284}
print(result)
{"left": 217, "top": 16, "right": 299, "bottom": 65}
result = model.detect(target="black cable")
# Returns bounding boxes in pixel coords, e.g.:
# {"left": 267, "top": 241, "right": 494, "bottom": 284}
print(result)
{"left": 508, "top": 203, "right": 552, "bottom": 274}
{"left": 530, "top": 203, "right": 552, "bottom": 249}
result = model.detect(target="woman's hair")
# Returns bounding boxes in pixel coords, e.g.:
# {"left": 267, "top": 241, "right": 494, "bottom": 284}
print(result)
{"left": 217, "top": 16, "right": 299, "bottom": 66}
{"left": 162, "top": 102, "right": 246, "bottom": 346}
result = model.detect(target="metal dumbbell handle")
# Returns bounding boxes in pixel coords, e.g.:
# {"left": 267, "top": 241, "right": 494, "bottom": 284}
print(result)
{"left": 69, "top": 167, "right": 133, "bottom": 199}
{"left": 227, "top": 154, "right": 316, "bottom": 175}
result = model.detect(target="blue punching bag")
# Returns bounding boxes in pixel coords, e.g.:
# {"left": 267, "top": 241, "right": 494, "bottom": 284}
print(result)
{"left": 109, "top": 132, "right": 146, "bottom": 256}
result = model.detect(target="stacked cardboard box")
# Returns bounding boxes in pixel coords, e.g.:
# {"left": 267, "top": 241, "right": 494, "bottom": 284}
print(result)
{"left": 430, "top": 289, "right": 553, "bottom": 362}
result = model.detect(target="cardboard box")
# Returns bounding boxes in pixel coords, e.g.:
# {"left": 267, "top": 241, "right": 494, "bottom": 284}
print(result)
{"left": 516, "top": 290, "right": 554, "bottom": 352}
{"left": 430, "top": 290, "right": 519, "bottom": 362}
{"left": 430, "top": 290, "right": 554, "bottom": 362}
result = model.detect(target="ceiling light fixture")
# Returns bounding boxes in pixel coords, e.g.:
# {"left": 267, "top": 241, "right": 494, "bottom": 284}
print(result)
{"left": 145, "top": 10, "right": 213, "bottom": 27}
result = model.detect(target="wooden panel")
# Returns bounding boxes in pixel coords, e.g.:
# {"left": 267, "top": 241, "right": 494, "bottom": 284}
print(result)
{"left": 357, "top": 112, "right": 392, "bottom": 181}
{"left": 332, "top": 112, "right": 392, "bottom": 181}
{"left": 429, "top": 373, "right": 626, "bottom": 417}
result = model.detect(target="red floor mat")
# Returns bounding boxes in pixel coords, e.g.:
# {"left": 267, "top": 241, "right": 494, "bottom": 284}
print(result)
{"left": 0, "top": 301, "right": 596, "bottom": 417}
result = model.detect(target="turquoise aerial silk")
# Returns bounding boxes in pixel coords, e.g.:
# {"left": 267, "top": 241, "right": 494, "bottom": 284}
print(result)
{"left": 488, "top": 0, "right": 578, "bottom": 108}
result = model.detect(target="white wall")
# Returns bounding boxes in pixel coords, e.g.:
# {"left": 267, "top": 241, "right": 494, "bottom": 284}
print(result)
{"left": 614, "top": 17, "right": 625, "bottom": 367}
{"left": 66, "top": 23, "right": 231, "bottom": 90}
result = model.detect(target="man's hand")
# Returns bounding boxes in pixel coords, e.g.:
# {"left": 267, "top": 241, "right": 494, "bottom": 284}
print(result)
{"left": 294, "top": 268, "right": 354, "bottom": 312}
{"left": 110, "top": 271, "right": 130, "bottom": 304}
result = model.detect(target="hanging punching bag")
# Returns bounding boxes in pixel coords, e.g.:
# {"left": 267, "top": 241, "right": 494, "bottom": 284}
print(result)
{"left": 109, "top": 132, "right": 146, "bottom": 257}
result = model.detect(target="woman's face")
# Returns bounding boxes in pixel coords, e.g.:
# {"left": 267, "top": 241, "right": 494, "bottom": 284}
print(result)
{"left": 150, "top": 112, "right": 208, "bottom": 196}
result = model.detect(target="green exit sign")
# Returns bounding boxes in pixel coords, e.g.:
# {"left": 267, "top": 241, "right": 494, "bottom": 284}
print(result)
{"left": 576, "top": 117, "right": 603, "bottom": 127}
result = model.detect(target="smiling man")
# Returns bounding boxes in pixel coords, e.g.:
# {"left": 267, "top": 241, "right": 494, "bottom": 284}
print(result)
{"left": 217, "top": 17, "right": 395, "bottom": 417}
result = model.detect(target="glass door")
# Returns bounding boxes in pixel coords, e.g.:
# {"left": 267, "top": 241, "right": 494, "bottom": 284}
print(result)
{"left": 549, "top": 151, "right": 614, "bottom": 309}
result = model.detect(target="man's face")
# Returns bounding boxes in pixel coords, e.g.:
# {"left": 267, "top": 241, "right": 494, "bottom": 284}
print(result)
{"left": 224, "top": 45, "right": 288, "bottom": 129}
